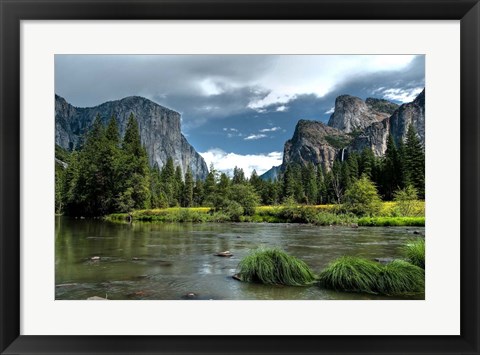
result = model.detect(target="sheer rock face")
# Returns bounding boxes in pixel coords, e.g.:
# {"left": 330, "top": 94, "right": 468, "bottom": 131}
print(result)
{"left": 348, "top": 89, "right": 425, "bottom": 156}
{"left": 282, "top": 120, "right": 352, "bottom": 172}
{"left": 55, "top": 95, "right": 208, "bottom": 180}
{"left": 279, "top": 90, "right": 424, "bottom": 174}
{"left": 327, "top": 95, "right": 392, "bottom": 133}
{"left": 389, "top": 89, "right": 425, "bottom": 145}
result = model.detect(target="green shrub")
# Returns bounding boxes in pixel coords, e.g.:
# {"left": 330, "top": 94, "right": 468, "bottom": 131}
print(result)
{"left": 312, "top": 212, "right": 358, "bottom": 226}
{"left": 394, "top": 185, "right": 423, "bottom": 217}
{"left": 318, "top": 256, "right": 382, "bottom": 294}
{"left": 377, "top": 260, "right": 425, "bottom": 295}
{"left": 228, "top": 184, "right": 260, "bottom": 216}
{"left": 343, "top": 175, "right": 382, "bottom": 216}
{"left": 236, "top": 248, "right": 316, "bottom": 286}
{"left": 224, "top": 201, "right": 244, "bottom": 222}
{"left": 403, "top": 238, "right": 425, "bottom": 269}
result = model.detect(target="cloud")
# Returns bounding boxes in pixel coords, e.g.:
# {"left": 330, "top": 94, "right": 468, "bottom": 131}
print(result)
{"left": 56, "top": 54, "right": 421, "bottom": 129}
{"left": 381, "top": 87, "right": 424, "bottom": 103}
{"left": 324, "top": 107, "right": 335, "bottom": 114}
{"left": 244, "top": 134, "right": 267, "bottom": 140}
{"left": 200, "top": 148, "right": 283, "bottom": 176}
{"left": 259, "top": 127, "right": 281, "bottom": 133}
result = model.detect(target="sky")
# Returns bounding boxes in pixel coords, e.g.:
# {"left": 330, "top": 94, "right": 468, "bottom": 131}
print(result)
{"left": 55, "top": 55, "right": 425, "bottom": 176}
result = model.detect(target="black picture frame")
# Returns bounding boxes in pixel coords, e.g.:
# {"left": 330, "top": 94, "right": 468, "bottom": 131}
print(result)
{"left": 1, "top": 1, "right": 479, "bottom": 354}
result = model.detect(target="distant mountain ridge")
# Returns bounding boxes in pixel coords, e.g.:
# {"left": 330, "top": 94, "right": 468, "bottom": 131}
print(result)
{"left": 55, "top": 95, "right": 209, "bottom": 180}
{"left": 261, "top": 89, "right": 425, "bottom": 180}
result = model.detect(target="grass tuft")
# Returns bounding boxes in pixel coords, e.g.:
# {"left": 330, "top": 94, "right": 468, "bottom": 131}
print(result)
{"left": 403, "top": 238, "right": 425, "bottom": 269}
{"left": 377, "top": 260, "right": 425, "bottom": 295}
{"left": 318, "top": 256, "right": 425, "bottom": 295}
{"left": 236, "top": 248, "right": 316, "bottom": 286}
{"left": 317, "top": 256, "right": 382, "bottom": 294}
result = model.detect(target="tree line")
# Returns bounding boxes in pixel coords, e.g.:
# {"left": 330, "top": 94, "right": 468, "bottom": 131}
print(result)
{"left": 55, "top": 114, "right": 424, "bottom": 217}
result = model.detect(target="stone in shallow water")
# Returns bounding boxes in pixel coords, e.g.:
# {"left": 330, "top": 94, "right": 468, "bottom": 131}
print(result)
{"left": 87, "top": 296, "right": 108, "bottom": 300}
{"left": 215, "top": 251, "right": 233, "bottom": 257}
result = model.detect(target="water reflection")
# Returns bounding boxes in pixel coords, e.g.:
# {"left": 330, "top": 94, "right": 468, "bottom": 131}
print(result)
{"left": 55, "top": 217, "right": 424, "bottom": 300}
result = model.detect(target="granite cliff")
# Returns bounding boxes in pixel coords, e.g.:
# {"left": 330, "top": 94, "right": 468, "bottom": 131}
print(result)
{"left": 348, "top": 89, "right": 425, "bottom": 156}
{"left": 55, "top": 95, "right": 209, "bottom": 180}
{"left": 327, "top": 95, "right": 397, "bottom": 133}
{"left": 281, "top": 120, "right": 352, "bottom": 172}
{"left": 262, "top": 89, "right": 424, "bottom": 179}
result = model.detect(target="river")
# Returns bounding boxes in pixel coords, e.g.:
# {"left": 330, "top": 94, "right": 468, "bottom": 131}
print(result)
{"left": 55, "top": 217, "right": 425, "bottom": 300}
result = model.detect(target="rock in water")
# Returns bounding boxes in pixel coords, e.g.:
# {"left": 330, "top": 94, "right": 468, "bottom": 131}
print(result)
{"left": 215, "top": 251, "right": 233, "bottom": 257}
{"left": 55, "top": 95, "right": 209, "bottom": 180}
{"left": 87, "top": 296, "right": 108, "bottom": 300}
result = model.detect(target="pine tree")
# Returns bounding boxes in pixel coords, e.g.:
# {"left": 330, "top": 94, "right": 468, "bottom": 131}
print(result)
{"left": 346, "top": 152, "right": 359, "bottom": 181}
{"left": 193, "top": 179, "right": 205, "bottom": 206}
{"left": 182, "top": 167, "right": 194, "bottom": 207}
{"left": 117, "top": 113, "right": 151, "bottom": 211}
{"left": 360, "top": 148, "right": 375, "bottom": 178}
{"left": 302, "top": 163, "right": 318, "bottom": 205}
{"left": 160, "top": 157, "right": 176, "bottom": 206}
{"left": 104, "top": 115, "right": 121, "bottom": 210}
{"left": 218, "top": 172, "right": 230, "bottom": 197}
{"left": 381, "top": 134, "right": 401, "bottom": 200}
{"left": 316, "top": 165, "right": 326, "bottom": 204}
{"left": 232, "top": 166, "right": 246, "bottom": 185}
{"left": 330, "top": 160, "right": 344, "bottom": 204}
{"left": 204, "top": 164, "right": 217, "bottom": 203}
{"left": 249, "top": 169, "right": 263, "bottom": 195}
{"left": 283, "top": 164, "right": 296, "bottom": 200}
{"left": 63, "top": 115, "right": 110, "bottom": 216}
{"left": 150, "top": 164, "right": 167, "bottom": 208}
{"left": 404, "top": 124, "right": 425, "bottom": 199}
{"left": 174, "top": 166, "right": 183, "bottom": 205}
{"left": 105, "top": 114, "right": 120, "bottom": 146}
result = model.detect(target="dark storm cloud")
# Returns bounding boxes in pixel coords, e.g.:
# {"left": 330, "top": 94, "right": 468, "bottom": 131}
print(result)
{"left": 55, "top": 54, "right": 273, "bottom": 105}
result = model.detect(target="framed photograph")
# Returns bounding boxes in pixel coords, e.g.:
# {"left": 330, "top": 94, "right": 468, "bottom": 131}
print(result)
{"left": 1, "top": 0, "right": 479, "bottom": 354}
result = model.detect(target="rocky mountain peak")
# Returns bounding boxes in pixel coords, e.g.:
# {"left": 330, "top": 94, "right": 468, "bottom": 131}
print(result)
{"left": 283, "top": 120, "right": 352, "bottom": 172}
{"left": 348, "top": 88, "right": 425, "bottom": 156}
{"left": 327, "top": 95, "right": 391, "bottom": 133}
{"left": 55, "top": 95, "right": 208, "bottom": 180}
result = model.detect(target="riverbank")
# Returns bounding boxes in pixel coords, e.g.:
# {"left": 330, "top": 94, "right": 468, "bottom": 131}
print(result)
{"left": 105, "top": 202, "right": 425, "bottom": 226}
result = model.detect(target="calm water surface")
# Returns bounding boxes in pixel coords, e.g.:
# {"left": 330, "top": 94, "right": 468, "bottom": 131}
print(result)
{"left": 55, "top": 217, "right": 425, "bottom": 300}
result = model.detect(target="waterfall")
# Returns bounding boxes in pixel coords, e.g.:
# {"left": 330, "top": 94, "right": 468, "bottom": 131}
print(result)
{"left": 341, "top": 148, "right": 345, "bottom": 162}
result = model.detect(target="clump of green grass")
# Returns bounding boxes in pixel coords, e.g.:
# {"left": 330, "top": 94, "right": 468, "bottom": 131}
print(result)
{"left": 236, "top": 248, "right": 316, "bottom": 286}
{"left": 317, "top": 256, "right": 382, "bottom": 294}
{"left": 403, "top": 238, "right": 425, "bottom": 269}
{"left": 377, "top": 260, "right": 425, "bottom": 295}
{"left": 357, "top": 217, "right": 425, "bottom": 226}
{"left": 318, "top": 255, "right": 425, "bottom": 295}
